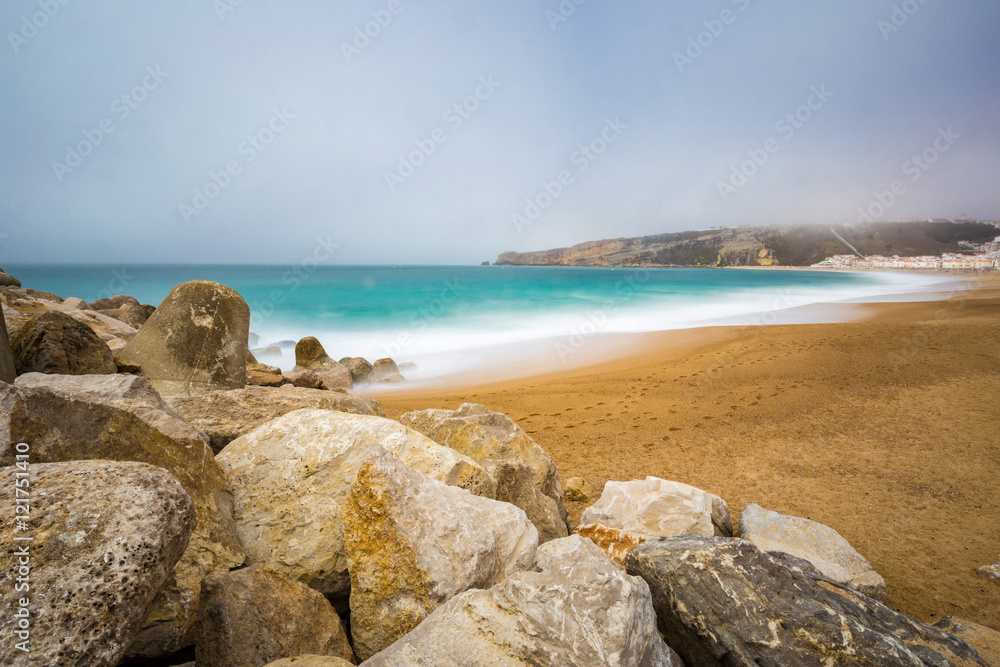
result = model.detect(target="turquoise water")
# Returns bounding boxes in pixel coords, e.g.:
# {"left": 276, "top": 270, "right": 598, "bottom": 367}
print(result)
{"left": 4, "top": 265, "right": 950, "bottom": 380}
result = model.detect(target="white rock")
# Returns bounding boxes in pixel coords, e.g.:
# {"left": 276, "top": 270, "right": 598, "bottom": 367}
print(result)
{"left": 738, "top": 503, "right": 887, "bottom": 602}
{"left": 363, "top": 535, "right": 681, "bottom": 666}
{"left": 580, "top": 476, "right": 732, "bottom": 539}
{"left": 344, "top": 450, "right": 538, "bottom": 661}
{"left": 216, "top": 409, "right": 497, "bottom": 600}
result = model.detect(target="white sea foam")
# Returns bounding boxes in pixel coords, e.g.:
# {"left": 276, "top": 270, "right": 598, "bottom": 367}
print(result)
{"left": 250, "top": 270, "right": 959, "bottom": 385}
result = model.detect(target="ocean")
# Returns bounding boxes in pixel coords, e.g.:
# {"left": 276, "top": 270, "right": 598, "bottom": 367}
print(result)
{"left": 5, "top": 265, "right": 955, "bottom": 384}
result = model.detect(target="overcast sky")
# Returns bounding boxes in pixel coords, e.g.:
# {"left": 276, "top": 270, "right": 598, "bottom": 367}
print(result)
{"left": 2, "top": 0, "right": 998, "bottom": 265}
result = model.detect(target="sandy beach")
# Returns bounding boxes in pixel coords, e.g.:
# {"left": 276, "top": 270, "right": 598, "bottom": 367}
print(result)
{"left": 381, "top": 274, "right": 1000, "bottom": 631}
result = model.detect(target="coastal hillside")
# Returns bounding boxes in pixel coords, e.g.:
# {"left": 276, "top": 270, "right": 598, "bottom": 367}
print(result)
{"left": 496, "top": 221, "right": 1000, "bottom": 267}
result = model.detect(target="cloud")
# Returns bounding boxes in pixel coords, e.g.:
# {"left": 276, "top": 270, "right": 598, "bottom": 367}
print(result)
{"left": 1, "top": 0, "right": 998, "bottom": 264}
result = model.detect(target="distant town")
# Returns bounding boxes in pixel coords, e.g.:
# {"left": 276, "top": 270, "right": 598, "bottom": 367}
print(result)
{"left": 813, "top": 220, "right": 1000, "bottom": 271}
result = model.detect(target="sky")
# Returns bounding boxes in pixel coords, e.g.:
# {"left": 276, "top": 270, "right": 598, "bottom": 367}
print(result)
{"left": 1, "top": 0, "right": 998, "bottom": 265}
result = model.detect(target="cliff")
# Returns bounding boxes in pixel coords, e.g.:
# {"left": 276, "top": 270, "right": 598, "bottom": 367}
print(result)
{"left": 496, "top": 221, "right": 999, "bottom": 267}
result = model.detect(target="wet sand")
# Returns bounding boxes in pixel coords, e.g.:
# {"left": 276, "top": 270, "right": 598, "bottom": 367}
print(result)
{"left": 379, "top": 275, "right": 1000, "bottom": 630}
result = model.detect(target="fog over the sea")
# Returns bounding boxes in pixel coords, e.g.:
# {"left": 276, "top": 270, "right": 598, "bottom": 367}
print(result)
{"left": 1, "top": 0, "right": 998, "bottom": 265}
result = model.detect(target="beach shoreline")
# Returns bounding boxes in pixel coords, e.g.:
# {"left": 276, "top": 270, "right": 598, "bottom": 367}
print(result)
{"left": 379, "top": 275, "right": 1000, "bottom": 630}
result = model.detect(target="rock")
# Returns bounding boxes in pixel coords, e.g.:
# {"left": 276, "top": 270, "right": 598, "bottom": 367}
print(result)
{"left": 89, "top": 297, "right": 114, "bottom": 309}
{"left": 564, "top": 476, "right": 594, "bottom": 502}
{"left": 110, "top": 294, "right": 141, "bottom": 308}
{"left": 142, "top": 303, "right": 156, "bottom": 319}
{"left": 62, "top": 296, "right": 89, "bottom": 309}
{"left": 625, "top": 536, "right": 989, "bottom": 667}
{"left": 399, "top": 403, "right": 567, "bottom": 524}
{"left": 314, "top": 363, "right": 352, "bottom": 390}
{"left": 97, "top": 301, "right": 148, "bottom": 329}
{"left": 933, "top": 618, "right": 1000, "bottom": 667}
{"left": 581, "top": 476, "right": 732, "bottom": 539}
{"left": 0, "top": 306, "right": 15, "bottom": 383}
{"left": 254, "top": 345, "right": 283, "bottom": 358}
{"left": 106, "top": 336, "right": 128, "bottom": 353}
{"left": 481, "top": 459, "right": 568, "bottom": 543}
{"left": 0, "top": 270, "right": 21, "bottom": 287}
{"left": 344, "top": 451, "right": 537, "bottom": 660}
{"left": 738, "top": 502, "right": 888, "bottom": 602}
{"left": 9, "top": 310, "right": 117, "bottom": 375}
{"left": 249, "top": 332, "right": 260, "bottom": 347}
{"left": 117, "top": 280, "right": 250, "bottom": 396}
{"left": 217, "top": 409, "right": 497, "bottom": 601}
{"left": 283, "top": 367, "right": 324, "bottom": 389}
{"left": 64, "top": 308, "right": 138, "bottom": 342}
{"left": 0, "top": 460, "right": 195, "bottom": 667}
{"left": 376, "top": 373, "right": 405, "bottom": 384}
{"left": 340, "top": 356, "right": 374, "bottom": 383}
{"left": 246, "top": 348, "right": 258, "bottom": 363}
{"left": 398, "top": 362, "right": 417, "bottom": 372}
{"left": 979, "top": 563, "right": 1000, "bottom": 582}
{"left": 196, "top": 565, "right": 355, "bottom": 667}
{"left": 265, "top": 658, "right": 354, "bottom": 667}
{"left": 0, "top": 373, "right": 246, "bottom": 657}
{"left": 295, "top": 336, "right": 329, "bottom": 367}
{"left": 247, "top": 362, "right": 288, "bottom": 387}
{"left": 291, "top": 339, "right": 353, "bottom": 389}
{"left": 574, "top": 523, "right": 646, "bottom": 566}
{"left": 115, "top": 356, "right": 142, "bottom": 373}
{"left": 167, "top": 385, "right": 386, "bottom": 453}
{"left": 371, "top": 357, "right": 399, "bottom": 380}
{"left": 363, "top": 535, "right": 679, "bottom": 667}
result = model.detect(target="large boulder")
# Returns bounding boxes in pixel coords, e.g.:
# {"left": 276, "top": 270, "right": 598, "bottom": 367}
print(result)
{"left": 364, "top": 535, "right": 680, "bottom": 666}
{"left": 739, "top": 502, "right": 887, "bottom": 602}
{"left": 295, "top": 336, "right": 329, "bottom": 367}
{"left": 293, "top": 337, "right": 352, "bottom": 388}
{"left": 0, "top": 460, "right": 195, "bottom": 667}
{"left": 0, "top": 373, "right": 246, "bottom": 658}
{"left": 216, "top": 409, "right": 497, "bottom": 601}
{"left": 581, "top": 476, "right": 732, "bottom": 539}
{"left": 166, "top": 385, "right": 386, "bottom": 453}
{"left": 117, "top": 280, "right": 250, "bottom": 396}
{"left": 481, "top": 459, "right": 568, "bottom": 543}
{"left": 247, "top": 362, "right": 288, "bottom": 387}
{"left": 344, "top": 451, "right": 538, "bottom": 660}
{"left": 196, "top": 565, "right": 355, "bottom": 667}
{"left": 282, "top": 367, "right": 324, "bottom": 389}
{"left": 0, "top": 305, "right": 15, "bottom": 382}
{"left": 625, "top": 536, "right": 989, "bottom": 667}
{"left": 399, "top": 403, "right": 567, "bottom": 523}
{"left": 9, "top": 310, "right": 116, "bottom": 375}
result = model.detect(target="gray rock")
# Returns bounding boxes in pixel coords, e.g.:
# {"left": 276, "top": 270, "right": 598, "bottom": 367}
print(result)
{"left": 0, "top": 305, "right": 15, "bottom": 383}
{"left": 0, "top": 373, "right": 245, "bottom": 658}
{"left": 117, "top": 281, "right": 250, "bottom": 396}
{"left": 625, "top": 536, "right": 988, "bottom": 667}
{"left": 363, "top": 536, "right": 680, "bottom": 666}
{"left": 371, "top": 357, "right": 399, "bottom": 380}
{"left": 481, "top": 459, "right": 568, "bottom": 544}
{"left": 166, "top": 385, "right": 386, "bottom": 453}
{"left": 344, "top": 450, "right": 537, "bottom": 660}
{"left": 0, "top": 460, "right": 195, "bottom": 667}
{"left": 282, "top": 367, "right": 324, "bottom": 389}
{"left": 10, "top": 310, "right": 116, "bottom": 375}
{"left": 978, "top": 563, "right": 1000, "bottom": 582}
{"left": 216, "top": 409, "right": 497, "bottom": 602}
{"left": 933, "top": 617, "right": 1000, "bottom": 667}
{"left": 340, "top": 357, "right": 374, "bottom": 383}
{"left": 196, "top": 565, "right": 355, "bottom": 667}
{"left": 739, "top": 502, "right": 887, "bottom": 602}
{"left": 0, "top": 270, "right": 21, "bottom": 287}
{"left": 399, "top": 403, "right": 567, "bottom": 524}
